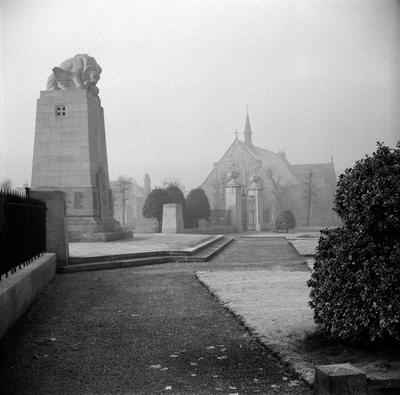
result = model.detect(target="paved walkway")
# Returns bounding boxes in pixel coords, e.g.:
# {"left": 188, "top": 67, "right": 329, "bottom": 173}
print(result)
{"left": 0, "top": 237, "right": 311, "bottom": 394}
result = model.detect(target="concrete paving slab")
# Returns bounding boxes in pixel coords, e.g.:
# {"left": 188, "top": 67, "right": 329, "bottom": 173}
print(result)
{"left": 69, "top": 233, "right": 222, "bottom": 259}
{"left": 243, "top": 231, "right": 321, "bottom": 239}
{"left": 289, "top": 239, "right": 319, "bottom": 257}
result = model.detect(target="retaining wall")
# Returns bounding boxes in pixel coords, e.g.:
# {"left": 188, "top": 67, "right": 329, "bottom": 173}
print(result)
{"left": 0, "top": 253, "right": 56, "bottom": 338}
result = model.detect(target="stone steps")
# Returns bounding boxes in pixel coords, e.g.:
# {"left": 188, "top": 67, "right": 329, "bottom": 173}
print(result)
{"left": 58, "top": 237, "right": 234, "bottom": 273}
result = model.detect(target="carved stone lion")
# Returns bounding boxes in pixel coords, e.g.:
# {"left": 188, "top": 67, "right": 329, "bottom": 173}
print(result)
{"left": 46, "top": 54, "right": 102, "bottom": 97}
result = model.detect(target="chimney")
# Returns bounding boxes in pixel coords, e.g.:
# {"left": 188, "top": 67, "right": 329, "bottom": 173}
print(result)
{"left": 144, "top": 173, "right": 151, "bottom": 195}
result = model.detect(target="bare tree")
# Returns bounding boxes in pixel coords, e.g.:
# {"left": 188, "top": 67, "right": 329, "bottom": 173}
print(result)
{"left": 266, "top": 168, "right": 288, "bottom": 212}
{"left": 0, "top": 179, "right": 12, "bottom": 190}
{"left": 303, "top": 170, "right": 319, "bottom": 227}
{"left": 116, "top": 176, "right": 132, "bottom": 226}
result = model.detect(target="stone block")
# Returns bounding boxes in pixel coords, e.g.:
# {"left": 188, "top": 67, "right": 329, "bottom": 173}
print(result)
{"left": 314, "top": 363, "right": 367, "bottom": 395}
{"left": 162, "top": 203, "right": 184, "bottom": 233}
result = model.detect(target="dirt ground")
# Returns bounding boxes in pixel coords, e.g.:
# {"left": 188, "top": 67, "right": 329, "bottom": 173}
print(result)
{"left": 0, "top": 238, "right": 311, "bottom": 394}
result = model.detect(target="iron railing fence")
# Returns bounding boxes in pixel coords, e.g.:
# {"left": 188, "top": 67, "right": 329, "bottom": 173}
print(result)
{"left": 0, "top": 188, "right": 46, "bottom": 280}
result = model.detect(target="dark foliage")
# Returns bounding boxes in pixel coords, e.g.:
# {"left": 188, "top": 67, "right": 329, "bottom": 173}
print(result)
{"left": 164, "top": 184, "right": 186, "bottom": 207}
{"left": 142, "top": 188, "right": 168, "bottom": 232}
{"left": 165, "top": 184, "right": 186, "bottom": 223}
{"left": 185, "top": 188, "right": 211, "bottom": 228}
{"left": 308, "top": 142, "right": 400, "bottom": 343}
{"left": 275, "top": 210, "right": 296, "bottom": 232}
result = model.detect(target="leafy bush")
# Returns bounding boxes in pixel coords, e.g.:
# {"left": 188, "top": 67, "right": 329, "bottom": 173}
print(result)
{"left": 142, "top": 188, "right": 168, "bottom": 232}
{"left": 142, "top": 184, "right": 187, "bottom": 232}
{"left": 275, "top": 210, "right": 296, "bottom": 232}
{"left": 185, "top": 188, "right": 211, "bottom": 228}
{"left": 164, "top": 184, "right": 186, "bottom": 207}
{"left": 308, "top": 142, "right": 400, "bottom": 343}
{"left": 164, "top": 183, "right": 186, "bottom": 223}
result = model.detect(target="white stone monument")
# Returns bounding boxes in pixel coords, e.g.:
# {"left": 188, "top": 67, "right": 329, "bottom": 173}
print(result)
{"left": 162, "top": 203, "right": 184, "bottom": 233}
{"left": 31, "top": 54, "right": 132, "bottom": 241}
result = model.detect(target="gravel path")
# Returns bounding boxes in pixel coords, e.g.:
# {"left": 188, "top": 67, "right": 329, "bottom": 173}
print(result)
{"left": 0, "top": 237, "right": 311, "bottom": 394}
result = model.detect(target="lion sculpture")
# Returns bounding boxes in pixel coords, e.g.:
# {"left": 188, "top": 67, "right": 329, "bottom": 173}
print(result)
{"left": 46, "top": 54, "right": 102, "bottom": 98}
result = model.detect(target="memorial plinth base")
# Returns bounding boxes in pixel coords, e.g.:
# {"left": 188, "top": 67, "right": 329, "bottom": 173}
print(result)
{"left": 162, "top": 203, "right": 183, "bottom": 234}
{"left": 67, "top": 217, "right": 133, "bottom": 242}
{"left": 31, "top": 89, "right": 131, "bottom": 243}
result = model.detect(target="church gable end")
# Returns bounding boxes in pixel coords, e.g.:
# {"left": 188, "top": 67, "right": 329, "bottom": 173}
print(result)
{"left": 200, "top": 111, "right": 337, "bottom": 228}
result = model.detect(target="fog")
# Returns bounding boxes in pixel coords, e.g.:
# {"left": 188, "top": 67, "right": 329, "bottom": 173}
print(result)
{"left": 1, "top": 0, "right": 399, "bottom": 190}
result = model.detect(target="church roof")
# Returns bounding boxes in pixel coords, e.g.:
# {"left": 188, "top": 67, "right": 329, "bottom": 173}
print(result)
{"left": 290, "top": 162, "right": 337, "bottom": 187}
{"left": 250, "top": 144, "right": 300, "bottom": 185}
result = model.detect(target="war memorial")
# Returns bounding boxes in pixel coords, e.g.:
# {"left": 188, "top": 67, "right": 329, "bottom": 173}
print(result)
{"left": 2, "top": 49, "right": 399, "bottom": 394}
{"left": 31, "top": 54, "right": 132, "bottom": 242}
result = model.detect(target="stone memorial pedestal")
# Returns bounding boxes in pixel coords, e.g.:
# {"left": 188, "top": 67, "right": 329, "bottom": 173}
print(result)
{"left": 162, "top": 203, "right": 183, "bottom": 233}
{"left": 31, "top": 56, "right": 131, "bottom": 242}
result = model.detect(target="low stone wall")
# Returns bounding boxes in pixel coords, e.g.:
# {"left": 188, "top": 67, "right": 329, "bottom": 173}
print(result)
{"left": 0, "top": 253, "right": 56, "bottom": 339}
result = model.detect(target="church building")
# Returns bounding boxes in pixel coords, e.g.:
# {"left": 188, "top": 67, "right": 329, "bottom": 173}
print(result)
{"left": 200, "top": 112, "right": 337, "bottom": 230}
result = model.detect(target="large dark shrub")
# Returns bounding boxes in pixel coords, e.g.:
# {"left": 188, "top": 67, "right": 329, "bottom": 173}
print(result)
{"left": 185, "top": 188, "right": 211, "bottom": 228}
{"left": 275, "top": 210, "right": 296, "bottom": 232}
{"left": 164, "top": 184, "right": 186, "bottom": 207}
{"left": 142, "top": 188, "right": 168, "bottom": 232}
{"left": 308, "top": 142, "right": 400, "bottom": 343}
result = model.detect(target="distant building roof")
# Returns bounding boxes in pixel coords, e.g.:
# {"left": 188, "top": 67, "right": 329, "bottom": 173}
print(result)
{"left": 290, "top": 162, "right": 337, "bottom": 186}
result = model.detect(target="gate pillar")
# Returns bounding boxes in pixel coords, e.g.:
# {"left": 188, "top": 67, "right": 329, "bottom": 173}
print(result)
{"left": 247, "top": 176, "right": 264, "bottom": 232}
{"left": 224, "top": 171, "right": 243, "bottom": 232}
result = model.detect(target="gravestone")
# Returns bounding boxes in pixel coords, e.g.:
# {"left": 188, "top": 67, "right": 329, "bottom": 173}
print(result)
{"left": 31, "top": 54, "right": 132, "bottom": 241}
{"left": 162, "top": 203, "right": 183, "bottom": 233}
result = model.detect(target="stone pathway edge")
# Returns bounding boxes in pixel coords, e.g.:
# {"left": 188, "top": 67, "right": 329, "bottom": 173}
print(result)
{"left": 195, "top": 272, "right": 315, "bottom": 387}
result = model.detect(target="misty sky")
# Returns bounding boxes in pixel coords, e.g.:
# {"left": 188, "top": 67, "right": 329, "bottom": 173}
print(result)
{"left": 1, "top": 0, "right": 399, "bottom": 190}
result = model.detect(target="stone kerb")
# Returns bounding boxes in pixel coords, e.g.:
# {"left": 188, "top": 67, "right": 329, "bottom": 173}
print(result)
{"left": 0, "top": 253, "right": 56, "bottom": 339}
{"left": 162, "top": 203, "right": 184, "bottom": 234}
{"left": 30, "top": 190, "right": 69, "bottom": 265}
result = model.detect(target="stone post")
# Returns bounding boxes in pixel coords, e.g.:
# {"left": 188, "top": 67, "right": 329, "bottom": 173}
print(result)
{"left": 314, "top": 363, "right": 367, "bottom": 395}
{"left": 30, "top": 190, "right": 69, "bottom": 266}
{"left": 162, "top": 203, "right": 184, "bottom": 233}
{"left": 247, "top": 176, "right": 264, "bottom": 231}
{"left": 224, "top": 171, "right": 243, "bottom": 232}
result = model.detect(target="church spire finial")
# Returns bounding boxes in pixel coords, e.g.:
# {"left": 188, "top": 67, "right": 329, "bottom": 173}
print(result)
{"left": 244, "top": 107, "right": 253, "bottom": 147}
